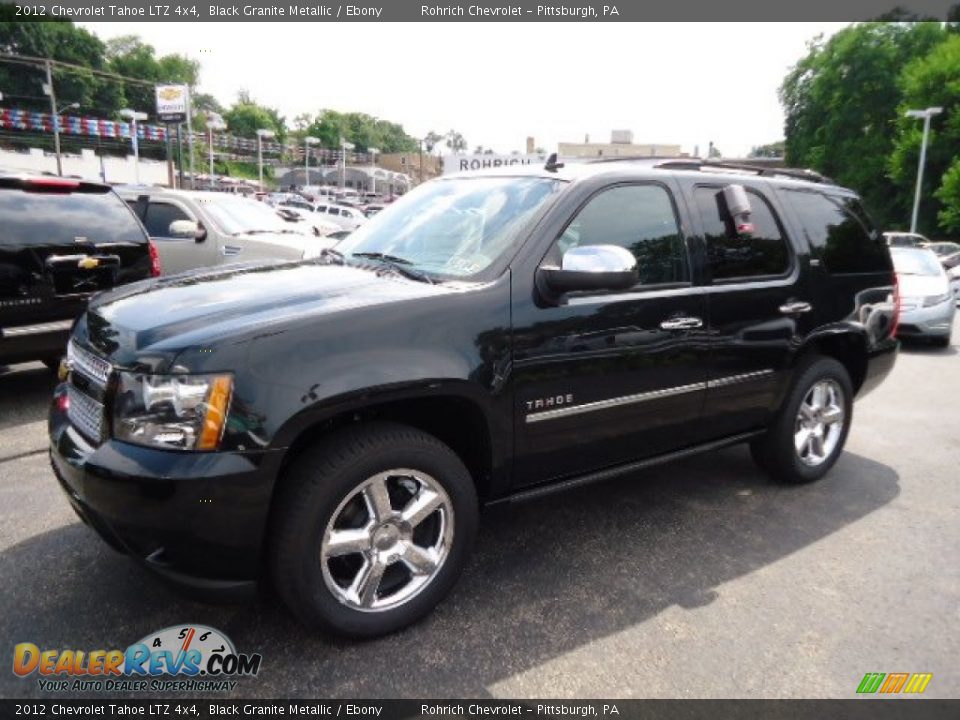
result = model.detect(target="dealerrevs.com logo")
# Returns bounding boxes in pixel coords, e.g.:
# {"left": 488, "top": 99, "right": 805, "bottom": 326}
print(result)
{"left": 13, "top": 625, "right": 262, "bottom": 693}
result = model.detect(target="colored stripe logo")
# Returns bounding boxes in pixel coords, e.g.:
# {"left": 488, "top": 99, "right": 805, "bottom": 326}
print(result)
{"left": 857, "top": 672, "right": 932, "bottom": 694}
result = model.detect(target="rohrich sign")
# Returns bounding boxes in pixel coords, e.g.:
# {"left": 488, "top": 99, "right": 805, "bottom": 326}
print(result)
{"left": 443, "top": 153, "right": 549, "bottom": 175}
{"left": 155, "top": 84, "right": 189, "bottom": 124}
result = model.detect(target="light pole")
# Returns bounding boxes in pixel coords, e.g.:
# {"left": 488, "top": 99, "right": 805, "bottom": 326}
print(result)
{"left": 368, "top": 147, "right": 379, "bottom": 195}
{"left": 906, "top": 107, "right": 943, "bottom": 234}
{"left": 207, "top": 112, "right": 226, "bottom": 186}
{"left": 256, "top": 128, "right": 275, "bottom": 191}
{"left": 340, "top": 138, "right": 355, "bottom": 189}
{"left": 304, "top": 135, "right": 319, "bottom": 188}
{"left": 119, "top": 109, "right": 148, "bottom": 184}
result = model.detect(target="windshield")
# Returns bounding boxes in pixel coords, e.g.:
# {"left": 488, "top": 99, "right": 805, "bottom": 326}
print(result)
{"left": 335, "top": 176, "right": 564, "bottom": 278}
{"left": 891, "top": 248, "right": 942, "bottom": 276}
{"left": 199, "top": 195, "right": 302, "bottom": 235}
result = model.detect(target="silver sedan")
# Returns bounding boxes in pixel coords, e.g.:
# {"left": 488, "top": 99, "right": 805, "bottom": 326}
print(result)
{"left": 891, "top": 247, "right": 956, "bottom": 347}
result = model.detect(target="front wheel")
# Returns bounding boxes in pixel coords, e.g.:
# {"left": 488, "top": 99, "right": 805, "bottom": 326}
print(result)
{"left": 269, "top": 422, "right": 478, "bottom": 637}
{"left": 751, "top": 356, "right": 853, "bottom": 484}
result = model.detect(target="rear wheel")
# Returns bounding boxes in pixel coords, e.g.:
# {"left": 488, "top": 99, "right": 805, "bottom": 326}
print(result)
{"left": 751, "top": 356, "right": 853, "bottom": 484}
{"left": 269, "top": 422, "right": 478, "bottom": 637}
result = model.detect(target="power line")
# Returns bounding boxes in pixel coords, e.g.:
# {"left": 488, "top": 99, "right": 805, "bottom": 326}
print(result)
{"left": 0, "top": 53, "right": 159, "bottom": 88}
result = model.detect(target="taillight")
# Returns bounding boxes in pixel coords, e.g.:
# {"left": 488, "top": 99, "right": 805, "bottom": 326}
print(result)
{"left": 148, "top": 240, "right": 162, "bottom": 277}
{"left": 890, "top": 273, "right": 901, "bottom": 338}
{"left": 24, "top": 177, "right": 80, "bottom": 191}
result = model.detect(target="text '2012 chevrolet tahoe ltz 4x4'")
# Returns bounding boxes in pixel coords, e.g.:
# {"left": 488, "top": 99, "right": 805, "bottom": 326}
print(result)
{"left": 49, "top": 158, "right": 898, "bottom": 637}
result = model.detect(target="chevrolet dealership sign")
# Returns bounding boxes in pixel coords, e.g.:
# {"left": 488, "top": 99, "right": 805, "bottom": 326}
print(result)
{"left": 155, "top": 84, "right": 189, "bottom": 123}
{"left": 443, "top": 153, "right": 550, "bottom": 175}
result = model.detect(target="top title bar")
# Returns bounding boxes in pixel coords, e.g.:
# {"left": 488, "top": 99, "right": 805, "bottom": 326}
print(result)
{"left": 2, "top": 0, "right": 958, "bottom": 21}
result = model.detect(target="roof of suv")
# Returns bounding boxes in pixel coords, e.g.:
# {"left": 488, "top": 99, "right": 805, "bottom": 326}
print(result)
{"left": 447, "top": 157, "right": 852, "bottom": 195}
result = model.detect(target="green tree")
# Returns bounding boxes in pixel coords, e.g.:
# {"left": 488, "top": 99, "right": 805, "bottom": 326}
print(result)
{"left": 889, "top": 34, "right": 960, "bottom": 234}
{"left": 780, "top": 22, "right": 946, "bottom": 228}
{"left": 105, "top": 35, "right": 198, "bottom": 117}
{"left": 224, "top": 91, "right": 285, "bottom": 142}
{"left": 0, "top": 19, "right": 121, "bottom": 115}
{"left": 445, "top": 129, "right": 467, "bottom": 154}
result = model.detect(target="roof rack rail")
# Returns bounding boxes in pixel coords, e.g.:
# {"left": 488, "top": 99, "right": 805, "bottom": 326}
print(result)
{"left": 654, "top": 159, "right": 834, "bottom": 185}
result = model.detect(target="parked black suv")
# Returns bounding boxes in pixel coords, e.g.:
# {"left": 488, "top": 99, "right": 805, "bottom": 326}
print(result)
{"left": 49, "top": 159, "right": 898, "bottom": 637}
{"left": 1, "top": 174, "right": 159, "bottom": 367}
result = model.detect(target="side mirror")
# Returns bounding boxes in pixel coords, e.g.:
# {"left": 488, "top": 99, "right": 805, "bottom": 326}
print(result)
{"left": 538, "top": 245, "right": 638, "bottom": 295}
{"left": 168, "top": 219, "right": 206, "bottom": 242}
{"left": 722, "top": 184, "right": 754, "bottom": 236}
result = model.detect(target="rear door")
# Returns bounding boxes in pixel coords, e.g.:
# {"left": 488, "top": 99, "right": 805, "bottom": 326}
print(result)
{"left": 681, "top": 179, "right": 815, "bottom": 437}
{"left": 0, "top": 179, "right": 151, "bottom": 332}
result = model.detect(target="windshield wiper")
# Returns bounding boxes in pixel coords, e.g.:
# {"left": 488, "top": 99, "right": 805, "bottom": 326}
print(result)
{"left": 351, "top": 252, "right": 415, "bottom": 265}
{"left": 349, "top": 252, "right": 435, "bottom": 284}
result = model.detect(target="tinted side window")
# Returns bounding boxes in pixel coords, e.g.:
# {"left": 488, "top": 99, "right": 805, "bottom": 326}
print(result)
{"left": 558, "top": 184, "right": 688, "bottom": 286}
{"left": 143, "top": 202, "right": 191, "bottom": 237}
{"left": 694, "top": 187, "right": 790, "bottom": 281}
{"left": 785, "top": 191, "right": 890, "bottom": 273}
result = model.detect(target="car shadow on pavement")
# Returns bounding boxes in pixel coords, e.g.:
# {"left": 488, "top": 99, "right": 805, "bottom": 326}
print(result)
{"left": 0, "top": 363, "right": 58, "bottom": 431}
{"left": 897, "top": 341, "right": 957, "bottom": 357}
{"left": 0, "top": 446, "right": 899, "bottom": 698}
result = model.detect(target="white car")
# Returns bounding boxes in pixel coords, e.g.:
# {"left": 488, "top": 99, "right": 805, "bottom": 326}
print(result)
{"left": 120, "top": 188, "right": 328, "bottom": 275}
{"left": 275, "top": 205, "right": 342, "bottom": 238}
{"left": 313, "top": 202, "right": 367, "bottom": 231}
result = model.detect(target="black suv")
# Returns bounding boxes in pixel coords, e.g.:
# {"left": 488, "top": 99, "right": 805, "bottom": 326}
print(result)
{"left": 49, "top": 159, "right": 898, "bottom": 637}
{"left": 1, "top": 174, "right": 158, "bottom": 368}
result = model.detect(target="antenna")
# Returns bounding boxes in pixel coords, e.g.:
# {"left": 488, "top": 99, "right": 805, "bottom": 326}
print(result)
{"left": 544, "top": 153, "right": 565, "bottom": 172}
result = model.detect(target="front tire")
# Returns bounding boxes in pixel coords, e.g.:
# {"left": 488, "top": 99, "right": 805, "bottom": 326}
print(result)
{"left": 269, "top": 422, "right": 478, "bottom": 637}
{"left": 751, "top": 356, "right": 853, "bottom": 484}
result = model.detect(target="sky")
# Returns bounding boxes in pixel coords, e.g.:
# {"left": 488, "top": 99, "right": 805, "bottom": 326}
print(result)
{"left": 81, "top": 22, "right": 848, "bottom": 158}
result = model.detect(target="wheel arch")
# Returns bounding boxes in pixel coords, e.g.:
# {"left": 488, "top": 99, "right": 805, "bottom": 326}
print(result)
{"left": 796, "top": 326, "right": 869, "bottom": 395}
{"left": 271, "top": 386, "right": 502, "bottom": 506}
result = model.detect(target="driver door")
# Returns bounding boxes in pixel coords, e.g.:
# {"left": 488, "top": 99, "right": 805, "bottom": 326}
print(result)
{"left": 511, "top": 181, "right": 711, "bottom": 487}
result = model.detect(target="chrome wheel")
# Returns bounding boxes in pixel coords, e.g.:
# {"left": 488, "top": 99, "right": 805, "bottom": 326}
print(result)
{"left": 794, "top": 379, "right": 845, "bottom": 467}
{"left": 320, "top": 468, "right": 454, "bottom": 612}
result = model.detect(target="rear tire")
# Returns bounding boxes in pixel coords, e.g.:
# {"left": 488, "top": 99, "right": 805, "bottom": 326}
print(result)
{"left": 750, "top": 356, "right": 853, "bottom": 484}
{"left": 269, "top": 422, "right": 478, "bottom": 637}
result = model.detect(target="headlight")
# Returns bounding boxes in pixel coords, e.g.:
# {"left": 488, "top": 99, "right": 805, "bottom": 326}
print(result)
{"left": 923, "top": 293, "right": 951, "bottom": 307}
{"left": 113, "top": 372, "right": 233, "bottom": 451}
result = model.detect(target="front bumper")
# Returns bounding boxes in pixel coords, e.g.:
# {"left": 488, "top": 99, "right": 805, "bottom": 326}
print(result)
{"left": 49, "top": 385, "right": 283, "bottom": 599}
{"left": 897, "top": 299, "right": 956, "bottom": 338}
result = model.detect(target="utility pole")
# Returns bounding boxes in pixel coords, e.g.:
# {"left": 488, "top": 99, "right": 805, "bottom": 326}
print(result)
{"left": 44, "top": 60, "right": 62, "bottom": 176}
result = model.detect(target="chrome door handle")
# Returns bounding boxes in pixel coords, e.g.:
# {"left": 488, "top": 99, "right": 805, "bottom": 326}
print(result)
{"left": 660, "top": 317, "right": 703, "bottom": 331}
{"left": 779, "top": 301, "right": 812, "bottom": 315}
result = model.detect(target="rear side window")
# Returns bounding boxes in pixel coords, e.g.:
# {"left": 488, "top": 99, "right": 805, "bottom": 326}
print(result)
{"left": 694, "top": 186, "right": 791, "bottom": 281}
{"left": 557, "top": 183, "right": 688, "bottom": 286}
{"left": 143, "top": 202, "right": 191, "bottom": 237}
{"left": 0, "top": 187, "right": 147, "bottom": 246}
{"left": 784, "top": 190, "right": 890, "bottom": 273}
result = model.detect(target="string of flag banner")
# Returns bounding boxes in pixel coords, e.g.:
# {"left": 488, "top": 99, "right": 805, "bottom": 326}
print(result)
{"left": 0, "top": 107, "right": 295, "bottom": 155}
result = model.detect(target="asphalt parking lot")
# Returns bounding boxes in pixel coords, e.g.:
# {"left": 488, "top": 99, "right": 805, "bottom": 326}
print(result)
{"left": 1, "top": 319, "right": 958, "bottom": 700}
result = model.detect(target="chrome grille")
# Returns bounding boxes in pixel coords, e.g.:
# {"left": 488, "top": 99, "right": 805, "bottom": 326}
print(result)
{"left": 67, "top": 384, "right": 104, "bottom": 442}
{"left": 68, "top": 340, "right": 111, "bottom": 386}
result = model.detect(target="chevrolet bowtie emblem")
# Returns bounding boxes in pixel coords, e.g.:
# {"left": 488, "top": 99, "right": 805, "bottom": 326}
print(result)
{"left": 77, "top": 257, "right": 99, "bottom": 270}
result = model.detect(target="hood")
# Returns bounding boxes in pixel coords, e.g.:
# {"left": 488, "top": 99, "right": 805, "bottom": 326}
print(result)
{"left": 83, "top": 261, "right": 453, "bottom": 359}
{"left": 898, "top": 272, "right": 948, "bottom": 300}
